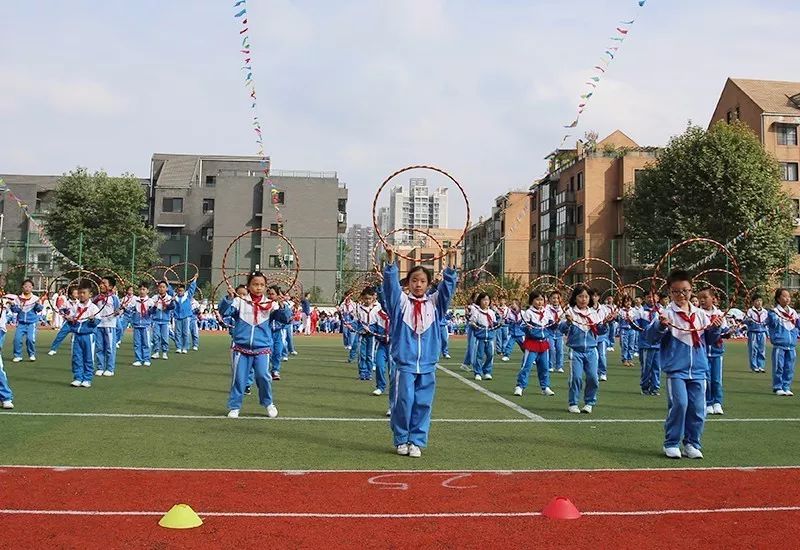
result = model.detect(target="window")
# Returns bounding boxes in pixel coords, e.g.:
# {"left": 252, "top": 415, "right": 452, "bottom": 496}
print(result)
{"left": 781, "top": 162, "right": 799, "bottom": 181}
{"left": 272, "top": 191, "right": 285, "bottom": 205}
{"left": 202, "top": 198, "right": 215, "bottom": 214}
{"left": 577, "top": 239, "right": 585, "bottom": 258}
{"left": 205, "top": 175, "right": 217, "bottom": 187}
{"left": 160, "top": 227, "right": 182, "bottom": 240}
{"left": 777, "top": 124, "right": 799, "bottom": 146}
{"left": 540, "top": 198, "right": 551, "bottom": 214}
{"left": 726, "top": 108, "right": 740, "bottom": 123}
{"left": 577, "top": 171, "right": 584, "bottom": 191}
{"left": 269, "top": 223, "right": 283, "bottom": 234}
{"left": 794, "top": 199, "right": 800, "bottom": 219}
{"left": 569, "top": 176, "right": 575, "bottom": 192}
{"left": 530, "top": 252, "right": 537, "bottom": 268}
{"left": 162, "top": 197, "right": 184, "bottom": 213}
{"left": 200, "top": 254, "right": 212, "bottom": 268}
{"left": 795, "top": 236, "right": 800, "bottom": 255}
{"left": 634, "top": 169, "right": 645, "bottom": 186}
{"left": 162, "top": 254, "right": 181, "bottom": 265}
{"left": 201, "top": 226, "right": 213, "bottom": 241}
{"left": 577, "top": 205, "right": 584, "bottom": 224}
{"left": 268, "top": 255, "right": 282, "bottom": 268}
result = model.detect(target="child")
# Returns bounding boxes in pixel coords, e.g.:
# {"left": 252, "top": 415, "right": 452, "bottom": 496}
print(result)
{"left": 513, "top": 291, "right": 554, "bottom": 397}
{"left": 470, "top": 293, "right": 498, "bottom": 381}
{"left": 644, "top": 270, "right": 722, "bottom": 459}
{"left": 268, "top": 286, "right": 293, "bottom": 380}
{"left": 356, "top": 287, "right": 382, "bottom": 382}
{"left": 382, "top": 247, "right": 456, "bottom": 458}
{"left": 48, "top": 287, "right": 79, "bottom": 356}
{"left": 594, "top": 289, "right": 613, "bottom": 382}
{"left": 190, "top": 296, "right": 201, "bottom": 351}
{"left": 502, "top": 299, "right": 525, "bottom": 361}
{"left": 64, "top": 280, "right": 102, "bottom": 388}
{"left": 604, "top": 295, "right": 618, "bottom": 353}
{"left": 150, "top": 281, "right": 175, "bottom": 359}
{"left": 124, "top": 282, "right": 155, "bottom": 367}
{"left": 339, "top": 291, "right": 358, "bottom": 353}
{"left": 10, "top": 279, "right": 43, "bottom": 362}
{"left": 116, "top": 286, "right": 135, "bottom": 346}
{"left": 766, "top": 288, "right": 799, "bottom": 396}
{"left": 744, "top": 295, "right": 768, "bottom": 373}
{"left": 93, "top": 277, "right": 121, "bottom": 377}
{"left": 495, "top": 296, "right": 510, "bottom": 359}
{"left": 459, "top": 292, "right": 479, "bottom": 372}
{"left": 372, "top": 304, "right": 391, "bottom": 397}
{"left": 52, "top": 287, "right": 67, "bottom": 332}
{"left": 632, "top": 296, "right": 644, "bottom": 358}
{"left": 547, "top": 290, "right": 565, "bottom": 373}
{"left": 0, "top": 302, "right": 13, "bottom": 409}
{"left": 170, "top": 275, "right": 199, "bottom": 354}
{"left": 219, "top": 272, "right": 292, "bottom": 418}
{"left": 637, "top": 293, "right": 664, "bottom": 396}
{"left": 697, "top": 288, "right": 729, "bottom": 415}
{"left": 616, "top": 295, "right": 638, "bottom": 367}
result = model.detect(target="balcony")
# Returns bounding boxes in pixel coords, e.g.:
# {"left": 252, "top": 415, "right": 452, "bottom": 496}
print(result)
{"left": 555, "top": 191, "right": 576, "bottom": 207}
{"left": 555, "top": 223, "right": 577, "bottom": 237}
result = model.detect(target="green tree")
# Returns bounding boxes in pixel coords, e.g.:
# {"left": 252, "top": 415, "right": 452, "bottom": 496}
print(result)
{"left": 624, "top": 121, "right": 793, "bottom": 289}
{"left": 44, "top": 168, "right": 161, "bottom": 279}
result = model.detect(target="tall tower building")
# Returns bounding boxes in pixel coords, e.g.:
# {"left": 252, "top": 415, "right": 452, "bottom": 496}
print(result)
{"left": 387, "top": 178, "right": 448, "bottom": 244}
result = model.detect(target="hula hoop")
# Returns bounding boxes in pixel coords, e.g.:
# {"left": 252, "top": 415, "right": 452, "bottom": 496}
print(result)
{"left": 46, "top": 269, "right": 113, "bottom": 320}
{"left": 220, "top": 227, "right": 301, "bottom": 298}
{"left": 651, "top": 237, "right": 741, "bottom": 333}
{"left": 168, "top": 262, "right": 200, "bottom": 285}
{"left": 371, "top": 227, "right": 445, "bottom": 279}
{"left": 560, "top": 257, "right": 623, "bottom": 290}
{"left": 92, "top": 267, "right": 129, "bottom": 290}
{"left": 0, "top": 263, "right": 49, "bottom": 296}
{"left": 372, "top": 165, "right": 470, "bottom": 262}
{"left": 151, "top": 265, "right": 182, "bottom": 285}
{"left": 768, "top": 267, "right": 800, "bottom": 288}
{"left": 635, "top": 276, "right": 666, "bottom": 292}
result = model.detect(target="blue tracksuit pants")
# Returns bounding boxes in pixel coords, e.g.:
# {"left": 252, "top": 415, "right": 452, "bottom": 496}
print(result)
{"left": 151, "top": 323, "right": 170, "bottom": 354}
{"left": 271, "top": 330, "right": 284, "bottom": 373}
{"left": 133, "top": 326, "right": 152, "bottom": 363}
{"left": 548, "top": 334, "right": 564, "bottom": 371}
{"left": 462, "top": 326, "right": 476, "bottom": 366}
{"left": 747, "top": 332, "right": 766, "bottom": 372}
{"left": 375, "top": 342, "right": 390, "bottom": 392}
{"left": 640, "top": 348, "right": 661, "bottom": 392}
{"left": 569, "top": 348, "right": 599, "bottom": 406}
{"left": 190, "top": 317, "right": 199, "bottom": 348}
{"left": 94, "top": 326, "right": 118, "bottom": 373}
{"left": 665, "top": 377, "right": 706, "bottom": 449}
{"left": 516, "top": 348, "right": 551, "bottom": 390}
{"left": 473, "top": 338, "right": 495, "bottom": 376}
{"left": 0, "top": 355, "right": 12, "bottom": 402}
{"left": 358, "top": 334, "right": 375, "bottom": 380}
{"left": 284, "top": 325, "right": 295, "bottom": 355}
{"left": 50, "top": 322, "right": 72, "bottom": 352}
{"left": 597, "top": 339, "right": 608, "bottom": 376}
{"left": 116, "top": 316, "right": 130, "bottom": 344}
{"left": 705, "top": 355, "right": 724, "bottom": 406}
{"left": 633, "top": 330, "right": 640, "bottom": 354}
{"left": 228, "top": 350, "right": 273, "bottom": 410}
{"left": 174, "top": 317, "right": 190, "bottom": 351}
{"left": 13, "top": 323, "right": 37, "bottom": 359}
{"left": 440, "top": 325, "right": 449, "bottom": 357}
{"left": 71, "top": 333, "right": 95, "bottom": 383}
{"left": 607, "top": 322, "right": 617, "bottom": 348}
{"left": 504, "top": 334, "right": 524, "bottom": 358}
{"left": 772, "top": 346, "right": 796, "bottom": 393}
{"left": 496, "top": 326, "right": 509, "bottom": 355}
{"left": 390, "top": 369, "right": 436, "bottom": 447}
{"left": 348, "top": 332, "right": 360, "bottom": 362}
{"left": 620, "top": 329, "right": 636, "bottom": 362}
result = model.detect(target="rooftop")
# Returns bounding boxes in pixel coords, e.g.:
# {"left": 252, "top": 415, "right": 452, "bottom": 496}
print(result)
{"left": 729, "top": 78, "right": 800, "bottom": 115}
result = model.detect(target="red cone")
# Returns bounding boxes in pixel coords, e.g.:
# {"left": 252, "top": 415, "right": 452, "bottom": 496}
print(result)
{"left": 542, "top": 496, "right": 581, "bottom": 520}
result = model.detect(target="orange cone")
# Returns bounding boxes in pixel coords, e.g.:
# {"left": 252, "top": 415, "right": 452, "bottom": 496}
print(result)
{"left": 542, "top": 496, "right": 581, "bottom": 520}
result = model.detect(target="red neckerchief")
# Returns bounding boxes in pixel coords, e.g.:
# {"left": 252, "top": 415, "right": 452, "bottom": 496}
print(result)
{"left": 480, "top": 310, "right": 494, "bottom": 328}
{"left": 20, "top": 294, "right": 33, "bottom": 307}
{"left": 622, "top": 307, "right": 633, "bottom": 322}
{"left": 75, "top": 303, "right": 90, "bottom": 320}
{"left": 378, "top": 310, "right": 390, "bottom": 341}
{"left": 777, "top": 307, "right": 796, "bottom": 324}
{"left": 157, "top": 294, "right": 169, "bottom": 309}
{"left": 575, "top": 309, "right": 598, "bottom": 336}
{"left": 511, "top": 310, "right": 520, "bottom": 323}
{"left": 251, "top": 295, "right": 272, "bottom": 324}
{"left": 549, "top": 305, "right": 560, "bottom": 323}
{"left": 532, "top": 308, "right": 545, "bottom": 324}
{"left": 750, "top": 308, "right": 765, "bottom": 323}
{"left": 409, "top": 296, "right": 428, "bottom": 332}
{"left": 676, "top": 310, "right": 701, "bottom": 347}
{"left": 138, "top": 298, "right": 148, "bottom": 316}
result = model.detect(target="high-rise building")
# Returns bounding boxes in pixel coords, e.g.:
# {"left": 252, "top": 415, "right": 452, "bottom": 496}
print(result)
{"left": 345, "top": 224, "right": 377, "bottom": 272}
{"left": 387, "top": 178, "right": 448, "bottom": 244}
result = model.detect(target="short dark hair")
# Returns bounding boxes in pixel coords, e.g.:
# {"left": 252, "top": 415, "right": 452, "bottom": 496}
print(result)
{"left": 775, "top": 287, "right": 791, "bottom": 305}
{"left": 666, "top": 269, "right": 691, "bottom": 287}
{"left": 406, "top": 265, "right": 433, "bottom": 285}
{"left": 138, "top": 281, "right": 150, "bottom": 289}
{"left": 235, "top": 284, "right": 247, "bottom": 292}
{"left": 528, "top": 291, "right": 545, "bottom": 305}
{"left": 176, "top": 283, "right": 186, "bottom": 291}
{"left": 751, "top": 294, "right": 762, "bottom": 302}
{"left": 103, "top": 276, "right": 116, "bottom": 288}
{"left": 157, "top": 280, "right": 168, "bottom": 287}
{"left": 22, "top": 278, "right": 34, "bottom": 286}
{"left": 77, "top": 279, "right": 93, "bottom": 291}
{"left": 549, "top": 290, "right": 562, "bottom": 298}
{"left": 361, "top": 286, "right": 376, "bottom": 297}
{"left": 568, "top": 284, "right": 595, "bottom": 308}
{"left": 474, "top": 292, "right": 490, "bottom": 306}
{"left": 269, "top": 285, "right": 282, "bottom": 295}
{"left": 620, "top": 294, "right": 632, "bottom": 306}
{"left": 247, "top": 271, "right": 267, "bottom": 286}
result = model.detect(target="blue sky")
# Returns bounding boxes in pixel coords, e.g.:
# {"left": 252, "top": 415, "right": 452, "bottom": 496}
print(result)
{"left": 1, "top": 0, "right": 798, "bottom": 226}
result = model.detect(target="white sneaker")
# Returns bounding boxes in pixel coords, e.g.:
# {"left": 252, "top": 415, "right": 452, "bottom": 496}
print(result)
{"left": 408, "top": 444, "right": 422, "bottom": 458}
{"left": 608, "top": 347, "right": 615, "bottom": 352}
{"left": 103, "top": 371, "right": 114, "bottom": 377}
{"left": 116, "top": 343, "right": 120, "bottom": 349}
{"left": 444, "top": 354, "right": 451, "bottom": 359}
{"left": 706, "top": 405, "right": 714, "bottom": 415}
{"left": 70, "top": 380, "right": 81, "bottom": 387}
{"left": 132, "top": 361, "right": 142, "bottom": 367}
{"left": 29, "top": 356, "right": 36, "bottom": 362}
{"left": 2, "top": 400, "right": 13, "bottom": 409}
{"left": 162, "top": 354, "right": 168, "bottom": 360}
{"left": 501, "top": 356, "right": 509, "bottom": 362}
{"left": 549, "top": 368, "right": 555, "bottom": 372}
{"left": 192, "top": 346, "right": 198, "bottom": 351}
{"left": 227, "top": 409, "right": 240, "bottom": 418}
{"left": 568, "top": 405, "right": 581, "bottom": 414}
{"left": 80, "top": 381, "right": 91, "bottom": 388}
{"left": 152, "top": 352, "right": 160, "bottom": 359}
{"left": 12, "top": 357, "right": 22, "bottom": 363}
{"left": 266, "top": 404, "right": 278, "bottom": 418}
{"left": 95, "top": 369, "right": 104, "bottom": 376}
{"left": 460, "top": 364, "right": 471, "bottom": 371}
{"left": 484, "top": 374, "right": 493, "bottom": 380}
{"left": 291, "top": 351, "right": 298, "bottom": 356}
{"left": 385, "top": 408, "right": 391, "bottom": 417}
{"left": 556, "top": 368, "right": 564, "bottom": 373}
{"left": 663, "top": 446, "right": 681, "bottom": 459}
{"left": 633, "top": 353, "right": 639, "bottom": 358}
{"left": 372, "top": 388, "right": 383, "bottom": 396}
{"left": 542, "top": 387, "right": 555, "bottom": 396}
{"left": 599, "top": 374, "right": 607, "bottom": 381}
{"left": 474, "top": 374, "right": 482, "bottom": 381}
{"left": 682, "top": 444, "right": 704, "bottom": 459}
{"left": 712, "top": 403, "right": 724, "bottom": 415}
{"left": 513, "top": 386, "right": 523, "bottom": 396}
{"left": 787, "top": 390, "right": 795, "bottom": 396}
{"left": 48, "top": 350, "right": 57, "bottom": 356}
{"left": 776, "top": 390, "right": 787, "bottom": 396}
{"left": 396, "top": 443, "right": 409, "bottom": 456}
{"left": 581, "top": 404, "right": 593, "bottom": 414}
{"left": 144, "top": 361, "right": 151, "bottom": 367}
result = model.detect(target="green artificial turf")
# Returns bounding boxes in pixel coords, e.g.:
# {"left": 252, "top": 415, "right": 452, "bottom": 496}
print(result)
{"left": 1, "top": 330, "right": 798, "bottom": 470}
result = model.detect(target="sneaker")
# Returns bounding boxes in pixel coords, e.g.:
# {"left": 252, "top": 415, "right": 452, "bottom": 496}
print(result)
{"left": 484, "top": 374, "right": 493, "bottom": 380}
{"left": 345, "top": 346, "right": 351, "bottom": 350}
{"left": 291, "top": 351, "right": 298, "bottom": 356}
{"left": 682, "top": 444, "right": 704, "bottom": 459}
{"left": 444, "top": 354, "right": 451, "bottom": 359}
{"left": 663, "top": 446, "right": 681, "bottom": 459}
{"left": 116, "top": 343, "right": 120, "bottom": 349}
{"left": 633, "top": 352, "right": 639, "bottom": 358}
{"left": 641, "top": 388, "right": 650, "bottom": 396}
{"left": 29, "top": 356, "right": 36, "bottom": 362}
{"left": 556, "top": 368, "right": 564, "bottom": 373}
{"left": 372, "top": 388, "right": 383, "bottom": 396}
{"left": 513, "top": 386, "right": 523, "bottom": 396}
{"left": 599, "top": 374, "right": 607, "bottom": 381}
{"left": 549, "top": 368, "right": 554, "bottom": 372}
{"left": 474, "top": 374, "right": 482, "bottom": 381}
{"left": 80, "top": 381, "right": 91, "bottom": 388}
{"left": 386, "top": 408, "right": 391, "bottom": 417}
{"left": 143, "top": 361, "right": 151, "bottom": 367}
{"left": 712, "top": 403, "right": 724, "bottom": 415}
{"left": 272, "top": 372, "right": 281, "bottom": 381}
{"left": 47, "top": 350, "right": 57, "bottom": 356}
{"left": 776, "top": 390, "right": 787, "bottom": 396}
{"left": 244, "top": 385, "right": 252, "bottom": 395}
{"left": 265, "top": 404, "right": 278, "bottom": 418}
{"left": 152, "top": 352, "right": 160, "bottom": 360}
{"left": 192, "top": 346, "right": 198, "bottom": 351}
{"left": 227, "top": 409, "right": 240, "bottom": 418}
{"left": 102, "top": 371, "right": 114, "bottom": 377}
{"left": 162, "top": 354, "right": 168, "bottom": 360}
{"left": 706, "top": 405, "right": 714, "bottom": 415}
{"left": 2, "top": 400, "right": 13, "bottom": 409}
{"left": 649, "top": 389, "right": 661, "bottom": 396}
{"left": 408, "top": 444, "right": 422, "bottom": 458}
{"left": 568, "top": 405, "right": 581, "bottom": 414}
{"left": 542, "top": 387, "right": 555, "bottom": 396}
{"left": 786, "top": 390, "right": 795, "bottom": 397}
{"left": 95, "top": 370, "right": 104, "bottom": 376}
{"left": 581, "top": 404, "right": 593, "bottom": 414}
{"left": 70, "top": 380, "right": 81, "bottom": 387}
{"left": 608, "top": 347, "right": 615, "bottom": 352}
{"left": 501, "top": 356, "right": 509, "bottom": 362}
{"left": 132, "top": 361, "right": 142, "bottom": 367}
{"left": 12, "top": 357, "right": 22, "bottom": 363}
{"left": 396, "top": 443, "right": 409, "bottom": 456}
{"left": 460, "top": 364, "right": 471, "bottom": 372}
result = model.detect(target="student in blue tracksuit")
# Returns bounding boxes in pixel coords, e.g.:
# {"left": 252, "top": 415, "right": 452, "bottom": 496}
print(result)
{"left": 560, "top": 284, "right": 610, "bottom": 414}
{"left": 339, "top": 292, "right": 358, "bottom": 351}
{"left": 150, "top": 281, "right": 175, "bottom": 359}
{"left": 372, "top": 307, "right": 391, "bottom": 397}
{"left": 470, "top": 293, "right": 498, "bottom": 381}
{"left": 547, "top": 291, "right": 565, "bottom": 373}
{"left": 356, "top": 288, "right": 382, "bottom": 381}
{"left": 219, "top": 272, "right": 292, "bottom": 418}
{"left": 10, "top": 279, "right": 43, "bottom": 362}
{"left": 374, "top": 284, "right": 394, "bottom": 413}
{"left": 65, "top": 280, "right": 103, "bottom": 388}
{"left": 116, "top": 286, "right": 135, "bottom": 345}
{"left": 124, "top": 282, "right": 155, "bottom": 367}
{"left": 632, "top": 296, "right": 644, "bottom": 358}
{"left": 513, "top": 291, "right": 555, "bottom": 397}
{"left": 697, "top": 288, "right": 730, "bottom": 415}
{"left": 603, "top": 295, "right": 618, "bottom": 352}
{"left": 593, "top": 289, "right": 614, "bottom": 382}
{"left": 168, "top": 275, "right": 198, "bottom": 354}
{"left": 744, "top": 295, "right": 768, "bottom": 373}
{"left": 48, "top": 287, "right": 79, "bottom": 356}
{"left": 637, "top": 294, "right": 664, "bottom": 396}
{"left": 267, "top": 286, "right": 293, "bottom": 380}
{"left": 502, "top": 300, "right": 525, "bottom": 361}
{"left": 644, "top": 269, "right": 722, "bottom": 459}
{"left": 383, "top": 247, "right": 456, "bottom": 458}
{"left": 190, "top": 298, "right": 201, "bottom": 351}
{"left": 459, "top": 292, "right": 479, "bottom": 371}
{"left": 494, "top": 297, "right": 510, "bottom": 357}
{"left": 93, "top": 277, "right": 122, "bottom": 377}
{"left": 0, "top": 306, "right": 14, "bottom": 409}
{"left": 766, "top": 288, "right": 800, "bottom": 397}
{"left": 616, "top": 295, "right": 638, "bottom": 367}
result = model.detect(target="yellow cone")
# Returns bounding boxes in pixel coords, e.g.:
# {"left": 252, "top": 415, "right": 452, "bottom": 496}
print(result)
{"left": 158, "top": 504, "right": 203, "bottom": 529}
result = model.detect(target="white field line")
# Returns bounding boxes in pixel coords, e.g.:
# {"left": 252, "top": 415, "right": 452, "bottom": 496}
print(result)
{"left": 436, "top": 365, "right": 545, "bottom": 421}
{"left": 2, "top": 411, "right": 800, "bottom": 424}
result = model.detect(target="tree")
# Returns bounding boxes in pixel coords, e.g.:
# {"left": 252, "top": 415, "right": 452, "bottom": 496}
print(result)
{"left": 624, "top": 121, "right": 793, "bottom": 289}
{"left": 44, "top": 168, "right": 161, "bottom": 279}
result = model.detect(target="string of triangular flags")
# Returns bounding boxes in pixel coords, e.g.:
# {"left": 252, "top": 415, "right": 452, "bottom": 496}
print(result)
{"left": 560, "top": 0, "right": 648, "bottom": 143}
{"left": 685, "top": 214, "right": 770, "bottom": 272}
{"left": 233, "top": 0, "right": 284, "bottom": 260}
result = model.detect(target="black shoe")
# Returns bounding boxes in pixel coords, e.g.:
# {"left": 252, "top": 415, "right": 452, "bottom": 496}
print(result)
{"left": 244, "top": 385, "right": 252, "bottom": 395}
